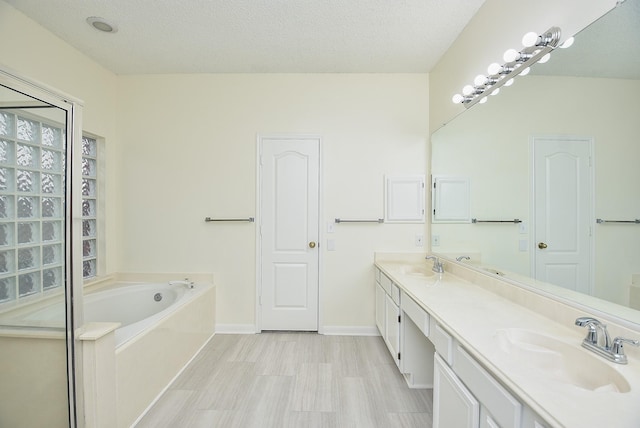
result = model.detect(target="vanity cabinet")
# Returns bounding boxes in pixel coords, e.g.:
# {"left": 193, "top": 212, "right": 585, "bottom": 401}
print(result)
{"left": 385, "top": 292, "right": 401, "bottom": 367}
{"left": 375, "top": 282, "right": 386, "bottom": 336}
{"left": 375, "top": 268, "right": 400, "bottom": 367}
{"left": 434, "top": 353, "right": 480, "bottom": 428}
{"left": 400, "top": 290, "right": 435, "bottom": 388}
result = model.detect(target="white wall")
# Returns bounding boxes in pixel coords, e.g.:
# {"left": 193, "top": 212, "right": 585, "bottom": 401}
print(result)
{"left": 116, "top": 74, "right": 428, "bottom": 330}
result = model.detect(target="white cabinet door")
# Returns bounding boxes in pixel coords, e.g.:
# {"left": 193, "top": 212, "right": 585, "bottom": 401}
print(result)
{"left": 434, "top": 354, "right": 480, "bottom": 428}
{"left": 385, "top": 293, "right": 401, "bottom": 367}
{"left": 375, "top": 282, "right": 386, "bottom": 337}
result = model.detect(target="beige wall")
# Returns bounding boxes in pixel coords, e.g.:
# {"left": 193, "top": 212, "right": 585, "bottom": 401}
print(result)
{"left": 429, "top": 0, "right": 617, "bottom": 131}
{"left": 116, "top": 73, "right": 429, "bottom": 330}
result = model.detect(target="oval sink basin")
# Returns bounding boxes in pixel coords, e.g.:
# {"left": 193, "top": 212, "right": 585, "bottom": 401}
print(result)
{"left": 494, "top": 328, "right": 630, "bottom": 393}
{"left": 395, "top": 264, "right": 434, "bottom": 277}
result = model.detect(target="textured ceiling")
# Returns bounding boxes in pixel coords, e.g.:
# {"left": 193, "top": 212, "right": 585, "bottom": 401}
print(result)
{"left": 3, "top": 0, "right": 485, "bottom": 75}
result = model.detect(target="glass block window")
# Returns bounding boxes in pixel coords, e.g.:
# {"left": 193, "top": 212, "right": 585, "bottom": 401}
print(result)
{"left": 82, "top": 136, "right": 97, "bottom": 279}
{"left": 0, "top": 111, "right": 65, "bottom": 304}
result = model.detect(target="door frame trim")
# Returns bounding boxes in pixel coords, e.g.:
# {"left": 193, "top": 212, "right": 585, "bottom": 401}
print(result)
{"left": 529, "top": 134, "right": 595, "bottom": 295}
{"left": 255, "top": 133, "right": 324, "bottom": 333}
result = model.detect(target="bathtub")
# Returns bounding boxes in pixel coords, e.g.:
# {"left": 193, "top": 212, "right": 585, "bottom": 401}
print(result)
{"left": 84, "top": 281, "right": 196, "bottom": 347}
{"left": 20, "top": 281, "right": 202, "bottom": 347}
{"left": 77, "top": 278, "right": 216, "bottom": 427}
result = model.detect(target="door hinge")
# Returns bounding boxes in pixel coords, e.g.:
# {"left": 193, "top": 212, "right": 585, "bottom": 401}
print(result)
{"left": 397, "top": 352, "right": 401, "bottom": 360}
{"left": 398, "top": 314, "right": 401, "bottom": 323}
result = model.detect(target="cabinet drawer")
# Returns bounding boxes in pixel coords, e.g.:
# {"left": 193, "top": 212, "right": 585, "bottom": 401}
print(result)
{"left": 430, "top": 318, "right": 454, "bottom": 365}
{"left": 379, "top": 271, "right": 392, "bottom": 296}
{"left": 454, "top": 345, "right": 522, "bottom": 428}
{"left": 401, "top": 291, "right": 429, "bottom": 336}
{"left": 390, "top": 283, "right": 400, "bottom": 305}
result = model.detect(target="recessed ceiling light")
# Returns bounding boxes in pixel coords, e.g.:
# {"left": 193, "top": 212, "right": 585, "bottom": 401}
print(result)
{"left": 86, "top": 16, "right": 118, "bottom": 33}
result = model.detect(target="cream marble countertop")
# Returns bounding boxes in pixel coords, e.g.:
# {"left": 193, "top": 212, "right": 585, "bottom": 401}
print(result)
{"left": 375, "top": 255, "right": 640, "bottom": 428}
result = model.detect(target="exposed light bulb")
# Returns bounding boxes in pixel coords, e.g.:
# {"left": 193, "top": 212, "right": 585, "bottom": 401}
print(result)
{"left": 522, "top": 32, "right": 539, "bottom": 48}
{"left": 479, "top": 97, "right": 488, "bottom": 104}
{"left": 539, "top": 53, "right": 551, "bottom": 64}
{"left": 520, "top": 67, "right": 531, "bottom": 76}
{"left": 504, "top": 78, "right": 514, "bottom": 87}
{"left": 452, "top": 94, "right": 465, "bottom": 104}
{"left": 462, "top": 85, "right": 474, "bottom": 96}
{"left": 474, "top": 74, "right": 487, "bottom": 86}
{"left": 560, "top": 37, "right": 575, "bottom": 49}
{"left": 487, "top": 63, "right": 502, "bottom": 76}
{"left": 503, "top": 48, "right": 520, "bottom": 63}
{"left": 491, "top": 88, "right": 500, "bottom": 96}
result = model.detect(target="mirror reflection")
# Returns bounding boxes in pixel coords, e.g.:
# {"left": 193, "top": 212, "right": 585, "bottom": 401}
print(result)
{"left": 431, "top": 0, "right": 640, "bottom": 324}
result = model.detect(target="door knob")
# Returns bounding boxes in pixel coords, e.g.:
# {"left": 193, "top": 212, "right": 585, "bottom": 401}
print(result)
{"left": 309, "top": 241, "right": 316, "bottom": 248}
{"left": 538, "top": 242, "right": 548, "bottom": 249}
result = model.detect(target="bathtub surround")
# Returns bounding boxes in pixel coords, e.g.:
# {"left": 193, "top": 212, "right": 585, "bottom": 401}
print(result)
{"left": 80, "top": 275, "right": 216, "bottom": 428}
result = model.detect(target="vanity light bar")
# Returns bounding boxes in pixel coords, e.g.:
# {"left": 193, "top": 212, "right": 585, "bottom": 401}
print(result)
{"left": 452, "top": 27, "right": 562, "bottom": 109}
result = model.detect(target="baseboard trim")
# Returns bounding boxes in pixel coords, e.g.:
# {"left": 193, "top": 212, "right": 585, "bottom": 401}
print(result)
{"left": 215, "top": 324, "right": 381, "bottom": 336}
{"left": 321, "top": 325, "right": 381, "bottom": 336}
{"left": 215, "top": 324, "right": 257, "bottom": 334}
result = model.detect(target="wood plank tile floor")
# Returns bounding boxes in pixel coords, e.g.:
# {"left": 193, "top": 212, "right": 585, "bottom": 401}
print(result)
{"left": 136, "top": 333, "right": 433, "bottom": 428}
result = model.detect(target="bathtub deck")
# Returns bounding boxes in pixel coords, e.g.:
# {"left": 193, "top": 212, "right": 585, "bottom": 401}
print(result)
{"left": 135, "top": 332, "right": 433, "bottom": 428}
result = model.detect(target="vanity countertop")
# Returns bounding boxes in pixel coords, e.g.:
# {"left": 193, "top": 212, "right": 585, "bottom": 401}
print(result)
{"left": 375, "top": 254, "right": 640, "bottom": 428}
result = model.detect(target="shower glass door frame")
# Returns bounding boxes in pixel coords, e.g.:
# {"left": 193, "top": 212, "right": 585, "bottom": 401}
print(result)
{"left": 0, "top": 66, "right": 84, "bottom": 428}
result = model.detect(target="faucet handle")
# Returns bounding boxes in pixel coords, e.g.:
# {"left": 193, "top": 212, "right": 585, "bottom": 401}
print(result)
{"left": 612, "top": 337, "right": 640, "bottom": 355}
{"left": 575, "top": 317, "right": 601, "bottom": 345}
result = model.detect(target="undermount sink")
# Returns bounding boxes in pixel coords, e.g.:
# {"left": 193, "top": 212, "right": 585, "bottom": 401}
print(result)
{"left": 494, "top": 328, "right": 630, "bottom": 393}
{"left": 395, "top": 264, "right": 434, "bottom": 277}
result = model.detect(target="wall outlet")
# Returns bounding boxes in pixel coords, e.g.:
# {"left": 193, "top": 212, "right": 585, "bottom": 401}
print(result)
{"left": 519, "top": 239, "right": 528, "bottom": 252}
{"left": 327, "top": 222, "right": 335, "bottom": 233}
{"left": 327, "top": 239, "right": 336, "bottom": 251}
{"left": 432, "top": 235, "right": 440, "bottom": 247}
{"left": 415, "top": 234, "right": 424, "bottom": 247}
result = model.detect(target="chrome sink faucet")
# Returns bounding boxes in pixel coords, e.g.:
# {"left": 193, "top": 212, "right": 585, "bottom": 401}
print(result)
{"left": 425, "top": 255, "right": 445, "bottom": 273}
{"left": 575, "top": 316, "right": 639, "bottom": 364}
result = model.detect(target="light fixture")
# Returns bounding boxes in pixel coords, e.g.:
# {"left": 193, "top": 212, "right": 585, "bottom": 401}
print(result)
{"left": 452, "top": 26, "right": 562, "bottom": 108}
{"left": 539, "top": 53, "right": 551, "bottom": 63}
{"left": 86, "top": 17, "right": 118, "bottom": 33}
{"left": 560, "top": 37, "right": 575, "bottom": 49}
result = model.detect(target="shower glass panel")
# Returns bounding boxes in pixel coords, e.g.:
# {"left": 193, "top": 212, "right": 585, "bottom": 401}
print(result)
{"left": 0, "top": 81, "right": 76, "bottom": 427}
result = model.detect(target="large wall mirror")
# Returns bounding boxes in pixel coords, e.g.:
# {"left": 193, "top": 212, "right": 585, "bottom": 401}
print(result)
{"left": 431, "top": 0, "right": 640, "bottom": 326}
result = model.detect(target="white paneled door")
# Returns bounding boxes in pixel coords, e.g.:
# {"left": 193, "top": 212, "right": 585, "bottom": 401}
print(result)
{"left": 532, "top": 136, "right": 593, "bottom": 294}
{"left": 259, "top": 136, "right": 320, "bottom": 331}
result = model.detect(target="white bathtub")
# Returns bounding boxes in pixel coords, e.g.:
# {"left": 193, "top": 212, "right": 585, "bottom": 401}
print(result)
{"left": 84, "top": 282, "right": 194, "bottom": 347}
{"left": 79, "top": 279, "right": 216, "bottom": 427}
{"left": 20, "top": 281, "right": 200, "bottom": 348}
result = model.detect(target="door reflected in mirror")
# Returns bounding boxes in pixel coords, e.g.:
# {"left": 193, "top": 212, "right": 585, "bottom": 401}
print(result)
{"left": 430, "top": 0, "right": 640, "bottom": 325}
